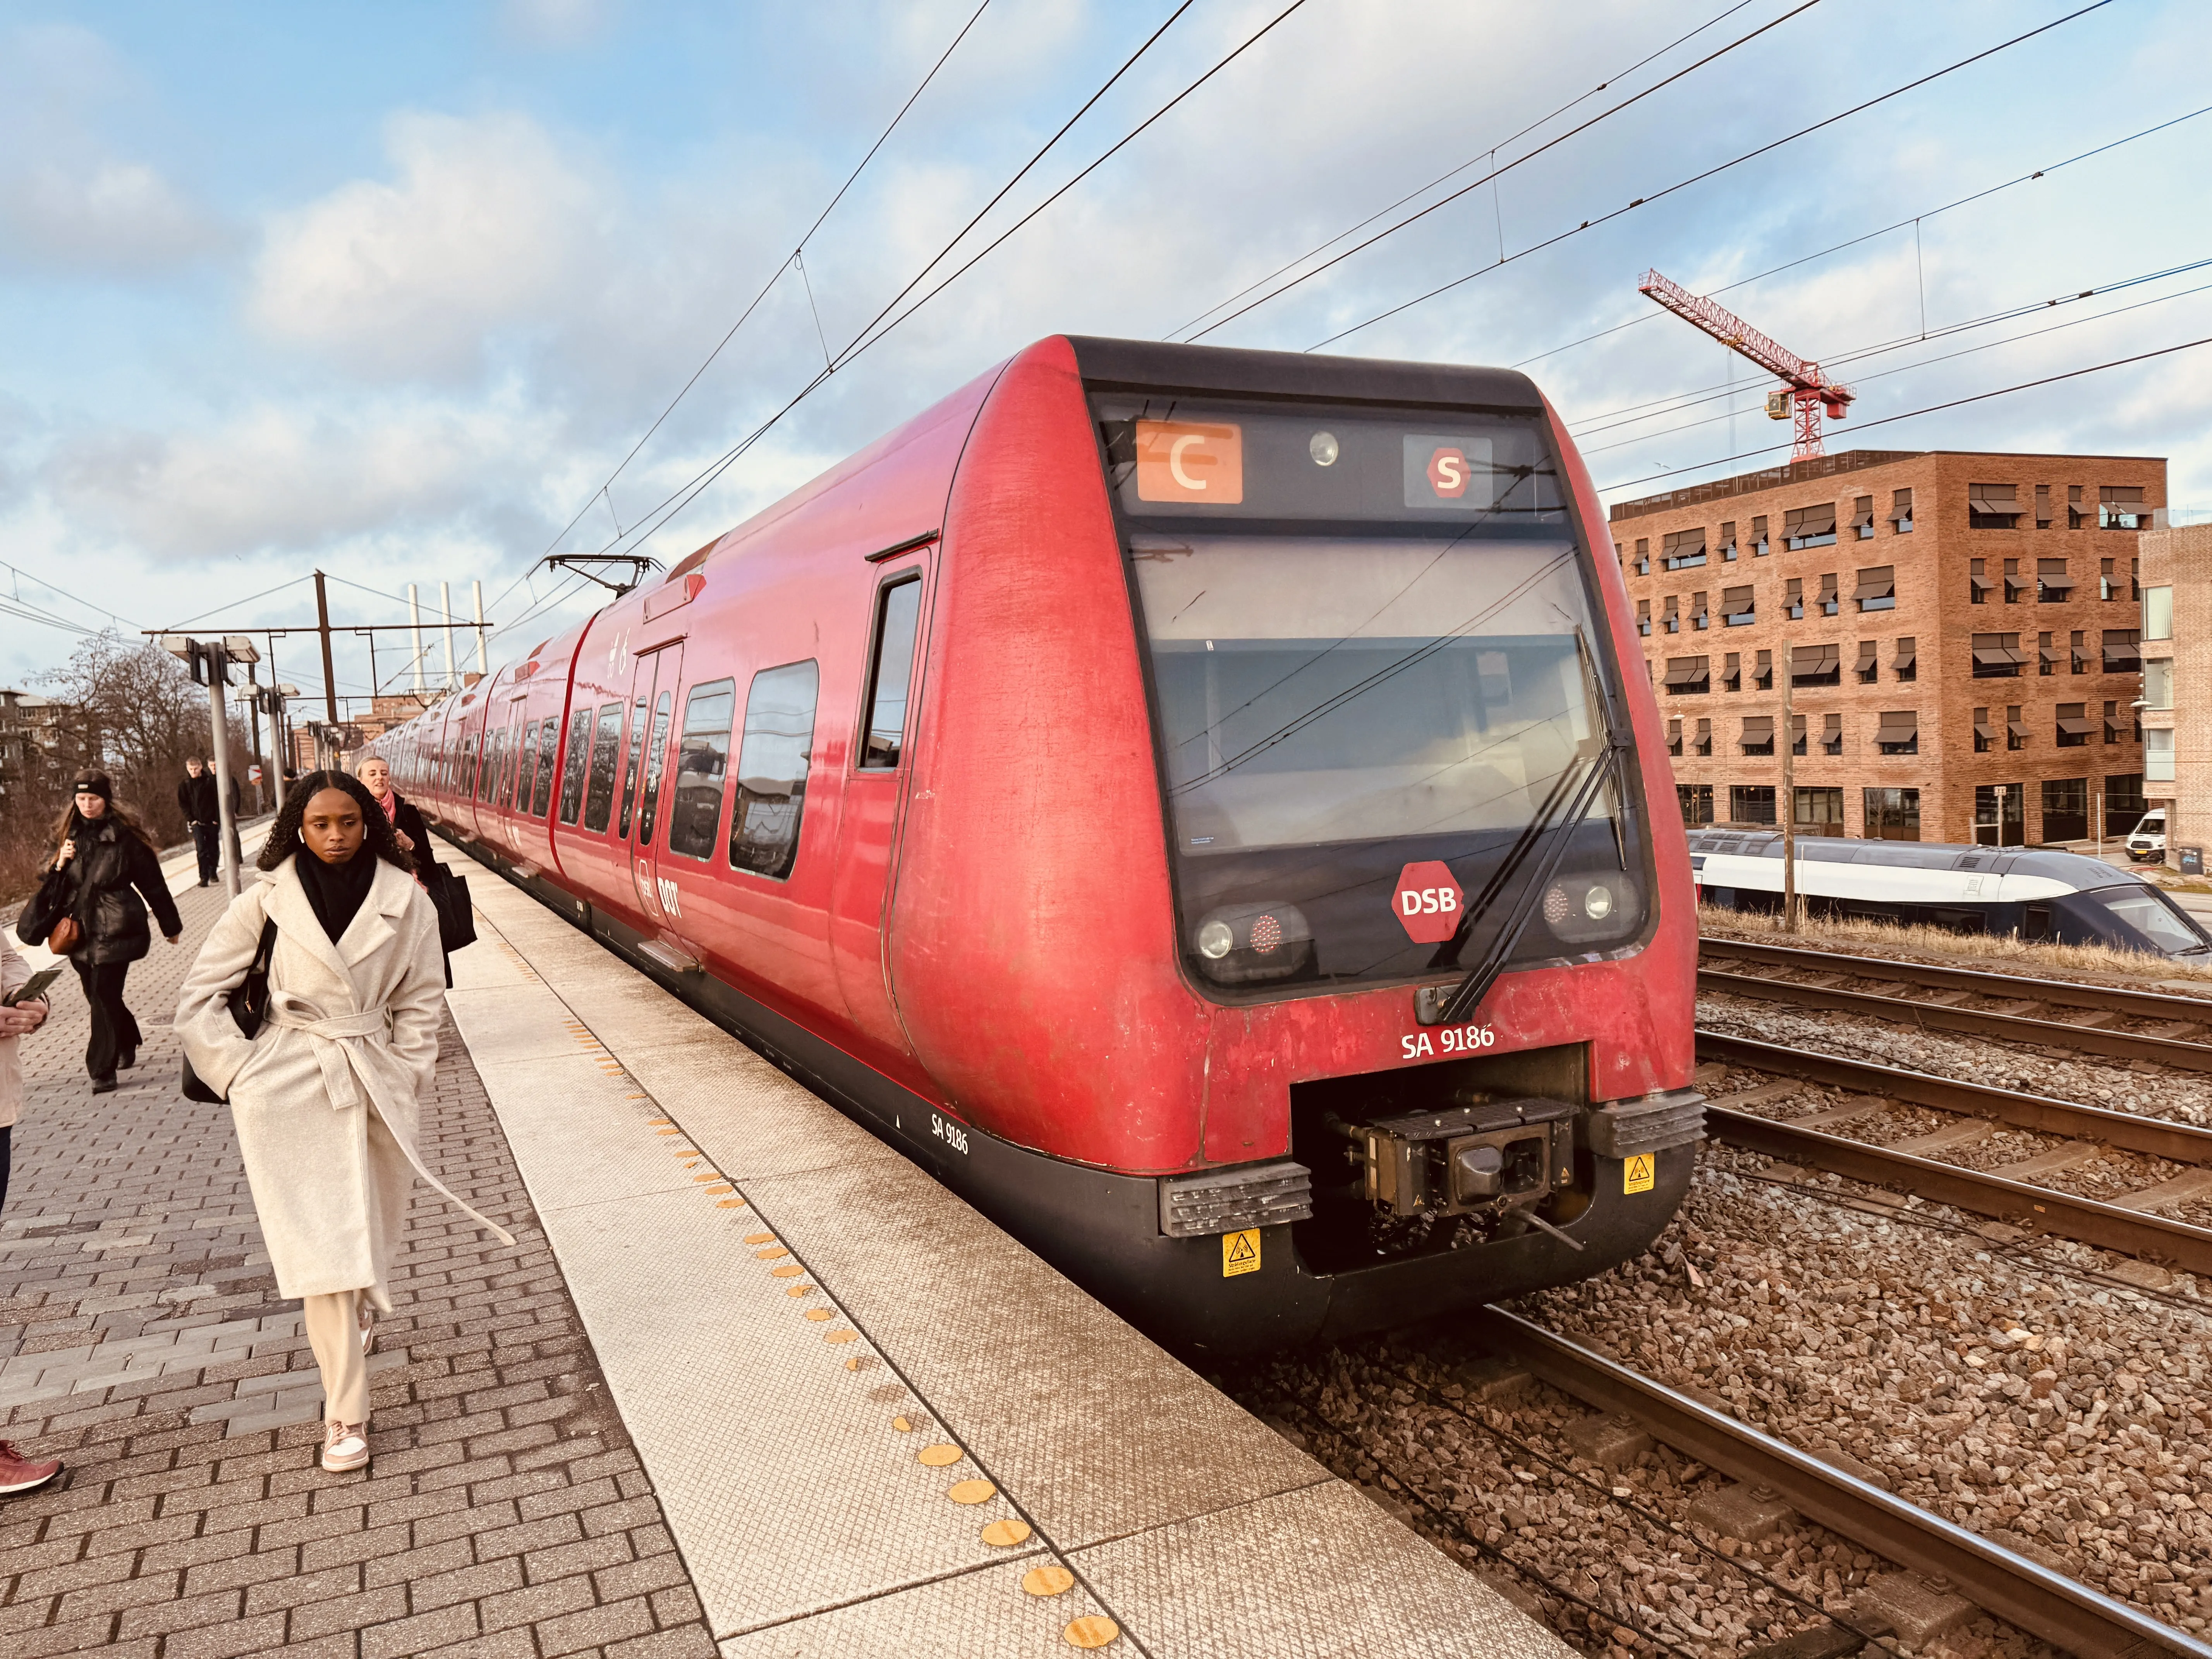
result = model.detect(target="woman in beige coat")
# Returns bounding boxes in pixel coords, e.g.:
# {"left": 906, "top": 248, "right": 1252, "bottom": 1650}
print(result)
{"left": 177, "top": 772, "right": 510, "bottom": 1474}
{"left": 0, "top": 933, "right": 62, "bottom": 1496}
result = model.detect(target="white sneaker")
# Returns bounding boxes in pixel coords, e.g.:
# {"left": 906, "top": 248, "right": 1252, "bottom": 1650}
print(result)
{"left": 321, "top": 1421, "right": 369, "bottom": 1473}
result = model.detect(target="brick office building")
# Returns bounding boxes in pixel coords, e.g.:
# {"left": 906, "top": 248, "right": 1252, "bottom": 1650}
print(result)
{"left": 1610, "top": 448, "right": 2162, "bottom": 845}
{"left": 2137, "top": 520, "right": 2212, "bottom": 866}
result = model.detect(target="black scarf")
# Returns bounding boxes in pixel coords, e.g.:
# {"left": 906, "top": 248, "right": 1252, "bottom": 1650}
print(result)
{"left": 296, "top": 847, "right": 380, "bottom": 943}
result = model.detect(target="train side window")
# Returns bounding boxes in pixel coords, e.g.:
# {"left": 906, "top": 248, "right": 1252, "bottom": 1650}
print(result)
{"left": 515, "top": 720, "right": 539, "bottom": 809}
{"left": 532, "top": 718, "right": 559, "bottom": 818}
{"left": 618, "top": 696, "right": 649, "bottom": 839}
{"left": 635, "top": 692, "right": 675, "bottom": 847}
{"left": 731, "top": 660, "right": 819, "bottom": 880}
{"left": 469, "top": 734, "right": 488, "bottom": 801}
{"left": 558, "top": 710, "right": 593, "bottom": 824}
{"left": 667, "top": 680, "right": 735, "bottom": 861}
{"left": 860, "top": 577, "right": 923, "bottom": 769}
{"left": 582, "top": 702, "right": 624, "bottom": 831}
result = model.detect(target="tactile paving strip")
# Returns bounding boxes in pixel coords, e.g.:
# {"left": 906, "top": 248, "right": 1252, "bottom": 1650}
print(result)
{"left": 715, "top": 1558, "right": 1116, "bottom": 1659}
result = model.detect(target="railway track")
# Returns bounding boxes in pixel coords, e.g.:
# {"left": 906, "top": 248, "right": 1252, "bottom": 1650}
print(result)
{"left": 1698, "top": 938, "right": 2212, "bottom": 1072}
{"left": 1695, "top": 1032, "right": 2212, "bottom": 1274}
{"left": 1469, "top": 1307, "right": 2209, "bottom": 1659}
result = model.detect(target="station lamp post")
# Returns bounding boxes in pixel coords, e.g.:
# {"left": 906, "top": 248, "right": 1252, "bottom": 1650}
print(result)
{"left": 160, "top": 634, "right": 259, "bottom": 896}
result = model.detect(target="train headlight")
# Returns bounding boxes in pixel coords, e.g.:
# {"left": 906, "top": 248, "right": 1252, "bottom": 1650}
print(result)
{"left": 1309, "top": 431, "right": 1340, "bottom": 467}
{"left": 1191, "top": 903, "right": 1315, "bottom": 984}
{"left": 1543, "top": 876, "right": 1640, "bottom": 945}
{"left": 1197, "top": 921, "right": 1235, "bottom": 960}
{"left": 1584, "top": 886, "right": 1613, "bottom": 920}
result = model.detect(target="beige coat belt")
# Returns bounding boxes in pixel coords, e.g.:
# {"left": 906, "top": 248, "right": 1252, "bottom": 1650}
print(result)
{"left": 267, "top": 996, "right": 515, "bottom": 1248}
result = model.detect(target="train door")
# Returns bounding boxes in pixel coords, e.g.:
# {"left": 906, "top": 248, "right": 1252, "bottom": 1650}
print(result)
{"left": 831, "top": 560, "right": 929, "bottom": 1059}
{"left": 623, "top": 643, "right": 683, "bottom": 941}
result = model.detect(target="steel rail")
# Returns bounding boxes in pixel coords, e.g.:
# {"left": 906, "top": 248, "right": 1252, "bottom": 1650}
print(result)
{"left": 1706, "top": 1106, "right": 2212, "bottom": 1276}
{"left": 1698, "top": 966, "right": 2212, "bottom": 1072}
{"left": 1700, "top": 937, "right": 2212, "bottom": 1022}
{"left": 1695, "top": 1031, "right": 2212, "bottom": 1165}
{"left": 1473, "top": 1305, "right": 2207, "bottom": 1659}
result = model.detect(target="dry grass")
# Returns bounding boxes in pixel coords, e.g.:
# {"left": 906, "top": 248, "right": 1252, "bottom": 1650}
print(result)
{"left": 1698, "top": 901, "right": 2212, "bottom": 989}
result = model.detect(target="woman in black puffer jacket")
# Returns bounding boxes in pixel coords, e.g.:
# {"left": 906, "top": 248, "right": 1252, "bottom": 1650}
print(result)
{"left": 26, "top": 773, "right": 183, "bottom": 1093}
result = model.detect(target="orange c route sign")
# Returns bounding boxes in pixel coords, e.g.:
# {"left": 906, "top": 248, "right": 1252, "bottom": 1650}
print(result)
{"left": 1135, "top": 420, "right": 1243, "bottom": 503}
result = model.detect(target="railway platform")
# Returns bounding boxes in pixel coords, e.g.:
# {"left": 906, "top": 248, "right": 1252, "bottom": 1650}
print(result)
{"left": 0, "top": 828, "right": 1568, "bottom": 1658}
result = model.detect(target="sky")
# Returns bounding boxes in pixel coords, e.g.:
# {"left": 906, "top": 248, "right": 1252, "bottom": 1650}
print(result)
{"left": 3, "top": 0, "right": 2209, "bottom": 708}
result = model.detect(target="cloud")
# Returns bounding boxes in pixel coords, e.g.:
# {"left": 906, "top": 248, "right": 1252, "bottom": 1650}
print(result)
{"left": 501, "top": 0, "right": 616, "bottom": 50}
{"left": 249, "top": 112, "right": 603, "bottom": 378}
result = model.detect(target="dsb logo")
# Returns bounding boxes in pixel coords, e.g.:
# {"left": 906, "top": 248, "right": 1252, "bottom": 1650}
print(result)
{"left": 1391, "top": 860, "right": 1463, "bottom": 944}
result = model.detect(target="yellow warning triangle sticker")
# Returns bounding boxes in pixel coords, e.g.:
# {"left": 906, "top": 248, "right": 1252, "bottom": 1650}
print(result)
{"left": 1222, "top": 1228, "right": 1261, "bottom": 1276}
{"left": 1624, "top": 1154, "right": 1656, "bottom": 1195}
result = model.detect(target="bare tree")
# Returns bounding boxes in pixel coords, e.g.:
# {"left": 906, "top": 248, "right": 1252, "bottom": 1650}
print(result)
{"left": 39, "top": 631, "right": 249, "bottom": 845}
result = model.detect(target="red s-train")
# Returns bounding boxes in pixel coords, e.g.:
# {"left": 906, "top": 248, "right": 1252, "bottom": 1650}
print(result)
{"left": 373, "top": 337, "right": 1704, "bottom": 1354}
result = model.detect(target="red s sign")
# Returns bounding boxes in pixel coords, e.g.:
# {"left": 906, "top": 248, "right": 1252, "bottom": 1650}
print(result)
{"left": 1426, "top": 447, "right": 1471, "bottom": 498}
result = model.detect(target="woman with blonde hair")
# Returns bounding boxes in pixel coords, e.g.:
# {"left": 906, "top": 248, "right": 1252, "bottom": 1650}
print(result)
{"left": 177, "top": 771, "right": 510, "bottom": 1474}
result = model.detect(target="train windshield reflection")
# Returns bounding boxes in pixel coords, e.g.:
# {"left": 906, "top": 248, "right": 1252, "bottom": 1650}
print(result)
{"left": 1131, "top": 534, "right": 1606, "bottom": 853}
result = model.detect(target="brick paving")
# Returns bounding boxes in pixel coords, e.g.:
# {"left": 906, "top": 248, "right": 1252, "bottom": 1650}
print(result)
{"left": 0, "top": 873, "right": 717, "bottom": 1657}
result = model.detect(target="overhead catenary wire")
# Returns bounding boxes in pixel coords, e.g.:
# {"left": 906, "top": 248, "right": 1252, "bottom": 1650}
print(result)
{"left": 1163, "top": 0, "right": 1769, "bottom": 342}
{"left": 1182, "top": 0, "right": 1827, "bottom": 345}
{"left": 1594, "top": 331, "right": 2212, "bottom": 494}
{"left": 1512, "top": 98, "right": 2212, "bottom": 373}
{"left": 1306, "top": 0, "right": 2118, "bottom": 354}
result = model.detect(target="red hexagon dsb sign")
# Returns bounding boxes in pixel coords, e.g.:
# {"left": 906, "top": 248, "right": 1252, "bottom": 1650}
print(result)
{"left": 1393, "top": 861, "right": 1463, "bottom": 943}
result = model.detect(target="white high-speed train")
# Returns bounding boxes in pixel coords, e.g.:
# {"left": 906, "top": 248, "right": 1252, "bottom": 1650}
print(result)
{"left": 1689, "top": 830, "right": 2212, "bottom": 957}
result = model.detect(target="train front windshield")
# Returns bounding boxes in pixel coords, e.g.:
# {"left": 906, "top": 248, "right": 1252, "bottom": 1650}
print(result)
{"left": 1099, "top": 399, "right": 1649, "bottom": 996}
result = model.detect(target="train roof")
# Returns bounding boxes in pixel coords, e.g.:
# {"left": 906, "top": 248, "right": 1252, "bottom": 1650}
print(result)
{"left": 1065, "top": 336, "right": 1548, "bottom": 414}
{"left": 1685, "top": 829, "right": 2150, "bottom": 894}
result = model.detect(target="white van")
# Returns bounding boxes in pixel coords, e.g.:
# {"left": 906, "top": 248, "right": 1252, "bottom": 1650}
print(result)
{"left": 2128, "top": 808, "right": 2168, "bottom": 865}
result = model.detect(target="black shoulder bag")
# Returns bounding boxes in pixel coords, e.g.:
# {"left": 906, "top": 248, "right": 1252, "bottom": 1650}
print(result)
{"left": 181, "top": 917, "right": 278, "bottom": 1105}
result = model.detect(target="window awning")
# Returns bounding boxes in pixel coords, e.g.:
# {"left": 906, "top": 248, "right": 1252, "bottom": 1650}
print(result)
{"left": 1855, "top": 566, "right": 1895, "bottom": 599}
{"left": 1973, "top": 646, "right": 2028, "bottom": 666}
{"left": 1973, "top": 719, "right": 1995, "bottom": 740}
{"left": 2106, "top": 717, "right": 2128, "bottom": 735}
{"left": 1719, "top": 522, "right": 1736, "bottom": 541}
{"left": 1721, "top": 586, "right": 1755, "bottom": 615}
{"left": 2058, "top": 718, "right": 2097, "bottom": 735}
{"left": 1893, "top": 640, "right": 1917, "bottom": 670}
{"left": 1891, "top": 488, "right": 1914, "bottom": 517}
{"left": 1793, "top": 644, "right": 1840, "bottom": 672}
{"left": 2102, "top": 486, "right": 2146, "bottom": 504}
{"left": 1968, "top": 484, "right": 2019, "bottom": 514}
{"left": 1667, "top": 718, "right": 1682, "bottom": 738}
{"left": 1823, "top": 713, "right": 1842, "bottom": 733}
{"left": 1817, "top": 575, "right": 1839, "bottom": 599}
{"left": 2008, "top": 720, "right": 2032, "bottom": 738}
{"left": 1664, "top": 529, "right": 1707, "bottom": 556}
{"left": 1856, "top": 641, "right": 1879, "bottom": 666}
{"left": 2040, "top": 643, "right": 2063, "bottom": 664}
{"left": 1848, "top": 497, "right": 1875, "bottom": 527}
{"left": 2004, "top": 571, "right": 2032, "bottom": 591}
{"left": 2039, "top": 574, "right": 2074, "bottom": 592}
{"left": 1877, "top": 711, "right": 1918, "bottom": 735}
{"left": 1663, "top": 658, "right": 1709, "bottom": 685}
{"left": 1741, "top": 716, "right": 1774, "bottom": 739}
{"left": 1783, "top": 503, "right": 1837, "bottom": 536}
{"left": 1970, "top": 574, "right": 1994, "bottom": 593}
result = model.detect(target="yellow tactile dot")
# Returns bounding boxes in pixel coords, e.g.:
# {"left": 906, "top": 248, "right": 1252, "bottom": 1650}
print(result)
{"left": 654, "top": 1128, "right": 681, "bottom": 1136}
{"left": 844, "top": 1357, "right": 862, "bottom": 1371}
{"left": 704, "top": 1184, "right": 733, "bottom": 1195}
{"left": 980, "top": 1518, "right": 1031, "bottom": 1548}
{"left": 647, "top": 1118, "right": 671, "bottom": 1126}
{"left": 804, "top": 1308, "right": 833, "bottom": 1322}
{"left": 745, "top": 1233, "right": 776, "bottom": 1245}
{"left": 786, "top": 1284, "right": 815, "bottom": 1297}
{"left": 947, "top": 1479, "right": 995, "bottom": 1505}
{"left": 755, "top": 1247, "right": 788, "bottom": 1261}
{"left": 1063, "top": 1616, "right": 1119, "bottom": 1649}
{"left": 825, "top": 1329, "right": 858, "bottom": 1345}
{"left": 892, "top": 1415, "right": 913, "bottom": 1433}
{"left": 770, "top": 1264, "right": 804, "bottom": 1278}
{"left": 917, "top": 1444, "right": 962, "bottom": 1467}
{"left": 1022, "top": 1565, "right": 1074, "bottom": 1598}
{"left": 716, "top": 1199, "right": 746, "bottom": 1209}
{"left": 691, "top": 1173, "right": 721, "bottom": 1183}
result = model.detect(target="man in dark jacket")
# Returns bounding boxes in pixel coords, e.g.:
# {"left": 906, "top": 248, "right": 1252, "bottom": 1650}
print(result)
{"left": 178, "top": 759, "right": 219, "bottom": 886}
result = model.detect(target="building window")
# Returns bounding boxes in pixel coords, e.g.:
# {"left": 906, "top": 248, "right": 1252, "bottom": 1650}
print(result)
{"left": 1894, "top": 637, "right": 1917, "bottom": 683}
{"left": 2144, "top": 585, "right": 2174, "bottom": 641}
{"left": 2037, "top": 632, "right": 2058, "bottom": 677}
{"left": 1975, "top": 783, "right": 2026, "bottom": 848}
{"left": 1855, "top": 565, "right": 1895, "bottom": 612}
{"left": 2132, "top": 557, "right": 2140, "bottom": 601}
{"left": 1971, "top": 632, "right": 2025, "bottom": 678}
{"left": 1795, "top": 787, "right": 1845, "bottom": 836}
{"left": 1753, "top": 649, "right": 1773, "bottom": 690}
{"left": 2006, "top": 704, "right": 2028, "bottom": 752}
{"left": 1663, "top": 656, "right": 1710, "bottom": 696}
{"left": 1970, "top": 557, "right": 1990, "bottom": 605}
{"left": 2069, "top": 486, "right": 2089, "bottom": 530}
{"left": 1678, "top": 782, "right": 1714, "bottom": 827}
{"left": 1634, "top": 538, "right": 1650, "bottom": 575}
{"left": 2071, "top": 630, "right": 2089, "bottom": 674}
{"left": 1721, "top": 585, "right": 1755, "bottom": 627}
{"left": 2056, "top": 702, "right": 2092, "bottom": 749}
{"left": 2104, "top": 628, "right": 2142, "bottom": 673}
{"left": 1691, "top": 590, "right": 1709, "bottom": 630}
{"left": 2036, "top": 558, "right": 2071, "bottom": 603}
{"left": 2106, "top": 773, "right": 2146, "bottom": 834}
{"left": 1969, "top": 482, "right": 2021, "bottom": 528}
{"left": 2104, "top": 700, "right": 2124, "bottom": 746}
{"left": 1785, "top": 503, "right": 1838, "bottom": 549}
{"left": 1891, "top": 488, "right": 1914, "bottom": 534}
{"left": 1750, "top": 515, "right": 1770, "bottom": 556}
{"left": 1864, "top": 786, "right": 1920, "bottom": 840}
{"left": 2101, "top": 486, "right": 2149, "bottom": 530}
{"left": 1741, "top": 718, "right": 1775, "bottom": 757}
{"left": 1664, "top": 594, "right": 1680, "bottom": 634}
{"left": 1850, "top": 495, "right": 1875, "bottom": 539}
{"left": 1855, "top": 640, "right": 1879, "bottom": 684}
{"left": 1791, "top": 713, "right": 1807, "bottom": 757}
{"left": 1667, "top": 717, "right": 1683, "bottom": 757}
{"left": 1973, "top": 706, "right": 1993, "bottom": 754}
{"left": 2100, "top": 557, "right": 2117, "bottom": 601}
{"left": 1817, "top": 572, "right": 1839, "bottom": 616}
{"left": 2145, "top": 657, "right": 2174, "bottom": 710}
{"left": 2042, "top": 777, "right": 2088, "bottom": 842}
{"left": 1695, "top": 717, "right": 1712, "bottom": 757}
{"left": 1820, "top": 713, "right": 1843, "bottom": 756}
{"left": 1785, "top": 577, "right": 1804, "bottom": 620}
{"left": 1791, "top": 644, "right": 1840, "bottom": 687}
{"left": 1731, "top": 784, "right": 1776, "bottom": 824}
{"left": 1875, "top": 711, "right": 1918, "bottom": 755}
{"left": 1719, "top": 521, "right": 1738, "bottom": 562}
{"left": 1663, "top": 528, "right": 1707, "bottom": 569}
{"left": 1721, "top": 651, "right": 1741, "bottom": 692}
{"left": 2145, "top": 727, "right": 2175, "bottom": 784}
{"left": 2035, "top": 484, "right": 2052, "bottom": 528}
{"left": 2003, "top": 558, "right": 2029, "bottom": 604}
{"left": 1637, "top": 598, "right": 1651, "bottom": 636}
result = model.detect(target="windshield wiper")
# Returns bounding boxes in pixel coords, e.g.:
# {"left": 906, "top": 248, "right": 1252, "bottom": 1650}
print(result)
{"left": 1417, "top": 632, "right": 1631, "bottom": 1028}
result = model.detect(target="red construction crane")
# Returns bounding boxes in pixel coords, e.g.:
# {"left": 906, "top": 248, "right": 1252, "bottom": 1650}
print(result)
{"left": 1638, "top": 269, "right": 1853, "bottom": 460}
